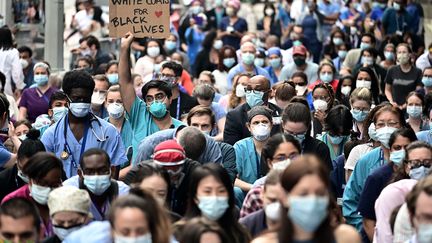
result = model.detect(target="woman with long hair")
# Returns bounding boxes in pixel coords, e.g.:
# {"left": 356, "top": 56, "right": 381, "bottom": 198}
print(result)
{"left": 253, "top": 155, "right": 360, "bottom": 243}
{"left": 179, "top": 163, "right": 250, "bottom": 243}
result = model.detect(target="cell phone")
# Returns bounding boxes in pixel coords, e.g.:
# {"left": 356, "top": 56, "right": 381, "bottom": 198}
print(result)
{"left": 193, "top": 16, "right": 203, "bottom": 26}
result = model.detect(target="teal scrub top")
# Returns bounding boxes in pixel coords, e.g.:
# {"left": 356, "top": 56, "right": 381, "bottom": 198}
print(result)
{"left": 342, "top": 147, "right": 386, "bottom": 230}
{"left": 233, "top": 137, "right": 261, "bottom": 184}
{"left": 126, "top": 97, "right": 184, "bottom": 160}
{"left": 104, "top": 117, "right": 133, "bottom": 149}
{"left": 320, "top": 132, "right": 349, "bottom": 161}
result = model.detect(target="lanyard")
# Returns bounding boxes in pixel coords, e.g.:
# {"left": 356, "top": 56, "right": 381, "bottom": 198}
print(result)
{"left": 176, "top": 95, "right": 181, "bottom": 120}
{"left": 63, "top": 116, "right": 90, "bottom": 176}
{"left": 379, "top": 148, "right": 385, "bottom": 166}
{"left": 252, "top": 141, "right": 261, "bottom": 178}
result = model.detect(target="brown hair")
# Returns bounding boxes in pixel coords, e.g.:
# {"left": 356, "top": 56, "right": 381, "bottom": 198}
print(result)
{"left": 228, "top": 73, "right": 253, "bottom": 109}
{"left": 278, "top": 155, "right": 335, "bottom": 243}
{"left": 273, "top": 81, "right": 296, "bottom": 102}
{"left": 373, "top": 105, "right": 406, "bottom": 127}
{"left": 186, "top": 105, "right": 216, "bottom": 127}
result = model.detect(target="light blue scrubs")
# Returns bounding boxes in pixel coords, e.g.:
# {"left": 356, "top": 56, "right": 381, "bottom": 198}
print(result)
{"left": 41, "top": 114, "right": 128, "bottom": 178}
{"left": 63, "top": 176, "right": 130, "bottom": 221}
{"left": 342, "top": 147, "right": 386, "bottom": 230}
{"left": 234, "top": 137, "right": 261, "bottom": 184}
{"left": 126, "top": 97, "right": 184, "bottom": 161}
{"left": 417, "top": 130, "right": 432, "bottom": 144}
{"left": 226, "top": 63, "right": 271, "bottom": 88}
{"left": 320, "top": 132, "right": 349, "bottom": 161}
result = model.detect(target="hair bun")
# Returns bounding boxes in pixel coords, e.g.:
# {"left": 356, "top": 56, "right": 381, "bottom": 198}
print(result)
{"left": 25, "top": 129, "right": 40, "bottom": 140}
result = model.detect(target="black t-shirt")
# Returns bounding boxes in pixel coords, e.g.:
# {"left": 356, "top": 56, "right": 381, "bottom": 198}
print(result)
{"left": 169, "top": 91, "right": 199, "bottom": 120}
{"left": 385, "top": 65, "right": 422, "bottom": 105}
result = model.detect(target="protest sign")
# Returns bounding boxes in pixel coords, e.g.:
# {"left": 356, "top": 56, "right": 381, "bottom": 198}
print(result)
{"left": 109, "top": 0, "right": 170, "bottom": 38}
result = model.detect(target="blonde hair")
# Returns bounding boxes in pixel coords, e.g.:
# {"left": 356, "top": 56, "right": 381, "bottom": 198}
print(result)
{"left": 350, "top": 87, "right": 372, "bottom": 106}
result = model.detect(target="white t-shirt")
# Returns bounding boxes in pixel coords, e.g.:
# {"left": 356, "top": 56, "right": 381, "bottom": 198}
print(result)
{"left": 344, "top": 143, "right": 374, "bottom": 171}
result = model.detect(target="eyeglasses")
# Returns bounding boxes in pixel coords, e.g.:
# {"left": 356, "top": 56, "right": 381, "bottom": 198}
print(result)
{"left": 407, "top": 159, "right": 432, "bottom": 169}
{"left": 375, "top": 121, "right": 399, "bottom": 129}
{"left": 273, "top": 154, "right": 299, "bottom": 161}
{"left": 145, "top": 93, "right": 167, "bottom": 103}
{"left": 245, "top": 89, "right": 268, "bottom": 94}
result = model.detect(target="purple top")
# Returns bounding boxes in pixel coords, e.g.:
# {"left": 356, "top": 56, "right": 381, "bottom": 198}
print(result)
{"left": 19, "top": 87, "right": 57, "bottom": 123}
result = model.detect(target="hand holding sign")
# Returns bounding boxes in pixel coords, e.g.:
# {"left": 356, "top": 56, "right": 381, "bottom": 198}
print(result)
{"left": 120, "top": 31, "right": 134, "bottom": 50}
{"left": 109, "top": 0, "right": 170, "bottom": 38}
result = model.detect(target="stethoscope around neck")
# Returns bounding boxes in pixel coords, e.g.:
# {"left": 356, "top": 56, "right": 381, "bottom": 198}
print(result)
{"left": 65, "top": 113, "right": 108, "bottom": 142}
{"left": 60, "top": 113, "right": 108, "bottom": 162}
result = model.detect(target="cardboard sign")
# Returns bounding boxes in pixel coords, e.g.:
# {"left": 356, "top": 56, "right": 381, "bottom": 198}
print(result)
{"left": 109, "top": 0, "right": 170, "bottom": 38}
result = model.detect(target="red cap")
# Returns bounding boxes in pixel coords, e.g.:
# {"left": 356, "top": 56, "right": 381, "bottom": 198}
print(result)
{"left": 153, "top": 140, "right": 186, "bottom": 166}
{"left": 293, "top": 45, "right": 307, "bottom": 56}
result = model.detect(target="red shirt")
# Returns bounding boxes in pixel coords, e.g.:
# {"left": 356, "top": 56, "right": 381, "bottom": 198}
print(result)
{"left": 1, "top": 184, "right": 31, "bottom": 204}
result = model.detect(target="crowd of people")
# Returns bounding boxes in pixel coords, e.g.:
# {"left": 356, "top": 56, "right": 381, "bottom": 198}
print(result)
{"left": 0, "top": 0, "right": 431, "bottom": 242}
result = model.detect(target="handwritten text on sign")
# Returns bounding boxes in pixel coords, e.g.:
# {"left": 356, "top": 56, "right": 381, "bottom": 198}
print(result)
{"left": 109, "top": 0, "right": 170, "bottom": 38}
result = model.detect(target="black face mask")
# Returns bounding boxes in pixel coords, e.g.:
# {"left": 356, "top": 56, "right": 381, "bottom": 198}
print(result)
{"left": 293, "top": 57, "right": 306, "bottom": 66}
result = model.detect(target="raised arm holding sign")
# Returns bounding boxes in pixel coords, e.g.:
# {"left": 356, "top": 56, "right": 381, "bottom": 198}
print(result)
{"left": 109, "top": 0, "right": 170, "bottom": 38}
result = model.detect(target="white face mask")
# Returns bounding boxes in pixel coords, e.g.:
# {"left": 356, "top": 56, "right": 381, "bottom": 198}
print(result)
{"left": 341, "top": 86, "right": 351, "bottom": 96}
{"left": 265, "top": 202, "right": 281, "bottom": 221}
{"left": 252, "top": 123, "right": 271, "bottom": 141}
{"left": 107, "top": 102, "right": 125, "bottom": 119}
{"left": 91, "top": 91, "right": 106, "bottom": 106}
{"left": 272, "top": 159, "right": 292, "bottom": 170}
{"left": 356, "top": 80, "right": 372, "bottom": 89}
{"left": 313, "top": 99, "right": 328, "bottom": 111}
{"left": 114, "top": 233, "right": 152, "bottom": 243}
{"left": 236, "top": 84, "right": 246, "bottom": 98}
{"left": 30, "top": 183, "right": 52, "bottom": 205}
{"left": 20, "top": 58, "right": 29, "bottom": 69}
{"left": 295, "top": 85, "right": 307, "bottom": 96}
{"left": 147, "top": 47, "right": 160, "bottom": 58}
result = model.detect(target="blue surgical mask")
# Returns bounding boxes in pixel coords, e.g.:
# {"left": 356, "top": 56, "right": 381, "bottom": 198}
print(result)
{"left": 34, "top": 74, "right": 49, "bottom": 86}
{"left": 409, "top": 166, "right": 430, "bottom": 180}
{"left": 17, "top": 169, "right": 29, "bottom": 183}
{"left": 288, "top": 196, "right": 329, "bottom": 232}
{"left": 198, "top": 196, "right": 229, "bottom": 221}
{"left": 254, "top": 58, "right": 264, "bottom": 67}
{"left": 223, "top": 58, "right": 236, "bottom": 68}
{"left": 165, "top": 41, "right": 177, "bottom": 51}
{"left": 52, "top": 107, "right": 68, "bottom": 123}
{"left": 422, "top": 77, "right": 432, "bottom": 87}
{"left": 390, "top": 149, "right": 406, "bottom": 166}
{"left": 360, "top": 42, "right": 371, "bottom": 50}
{"left": 292, "top": 133, "right": 306, "bottom": 144}
{"left": 148, "top": 101, "right": 167, "bottom": 119}
{"left": 351, "top": 109, "right": 369, "bottom": 122}
{"left": 376, "top": 126, "right": 397, "bottom": 148}
{"left": 329, "top": 134, "right": 344, "bottom": 144}
{"left": 361, "top": 56, "right": 374, "bottom": 66}
{"left": 417, "top": 223, "right": 432, "bottom": 243}
{"left": 242, "top": 53, "right": 255, "bottom": 65}
{"left": 368, "top": 123, "right": 378, "bottom": 141}
{"left": 320, "top": 73, "right": 333, "bottom": 83}
{"left": 245, "top": 91, "right": 264, "bottom": 108}
{"left": 69, "top": 103, "right": 91, "bottom": 118}
{"left": 83, "top": 174, "right": 111, "bottom": 195}
{"left": 338, "top": 50, "right": 347, "bottom": 59}
{"left": 114, "top": 233, "right": 152, "bottom": 243}
{"left": 333, "top": 37, "right": 344, "bottom": 46}
{"left": 30, "top": 183, "right": 52, "bottom": 205}
{"left": 269, "top": 58, "right": 281, "bottom": 68}
{"left": 107, "top": 73, "right": 119, "bottom": 85}
{"left": 384, "top": 51, "right": 395, "bottom": 61}
{"left": 407, "top": 105, "right": 423, "bottom": 118}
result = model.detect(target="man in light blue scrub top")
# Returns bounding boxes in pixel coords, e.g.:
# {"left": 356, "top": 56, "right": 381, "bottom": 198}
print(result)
{"left": 41, "top": 70, "right": 128, "bottom": 178}
{"left": 118, "top": 33, "right": 184, "bottom": 161}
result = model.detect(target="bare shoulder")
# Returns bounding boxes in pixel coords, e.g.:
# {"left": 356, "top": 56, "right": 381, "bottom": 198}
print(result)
{"left": 334, "top": 224, "right": 361, "bottom": 243}
{"left": 251, "top": 232, "right": 278, "bottom": 243}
